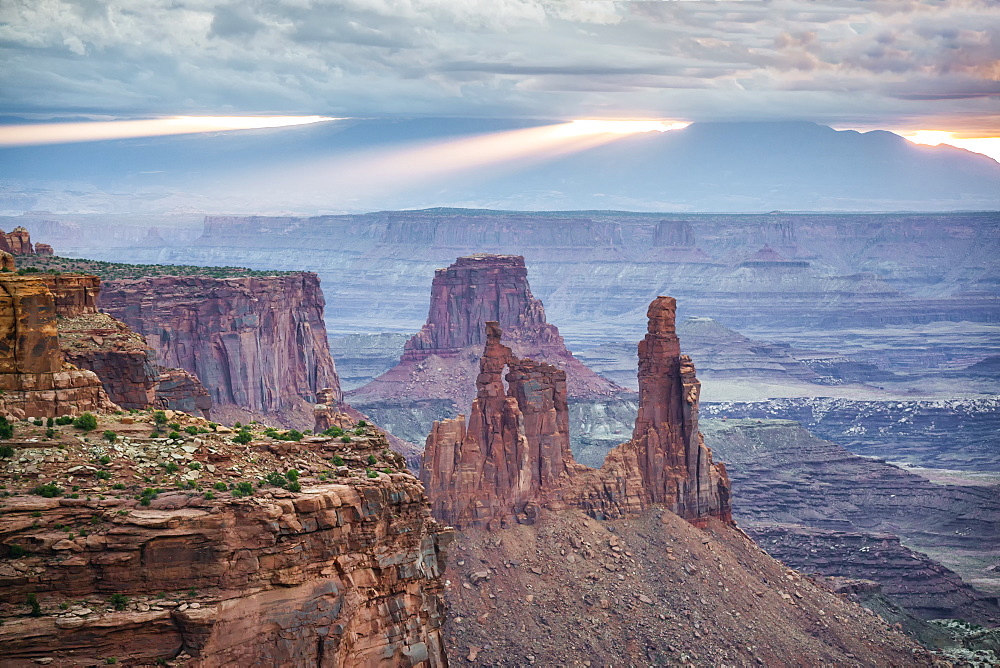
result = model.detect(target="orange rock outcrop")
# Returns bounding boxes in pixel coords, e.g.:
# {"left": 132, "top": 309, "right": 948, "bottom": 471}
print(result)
{"left": 422, "top": 296, "right": 732, "bottom": 529}
{"left": 0, "top": 275, "right": 116, "bottom": 418}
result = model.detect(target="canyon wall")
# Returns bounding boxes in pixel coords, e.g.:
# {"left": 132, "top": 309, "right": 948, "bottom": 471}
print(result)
{"left": 0, "top": 275, "right": 116, "bottom": 418}
{"left": 422, "top": 296, "right": 731, "bottom": 530}
{"left": 99, "top": 273, "right": 340, "bottom": 417}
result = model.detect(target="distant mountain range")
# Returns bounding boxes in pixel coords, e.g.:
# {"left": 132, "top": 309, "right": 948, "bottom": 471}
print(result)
{"left": 1, "top": 118, "right": 997, "bottom": 213}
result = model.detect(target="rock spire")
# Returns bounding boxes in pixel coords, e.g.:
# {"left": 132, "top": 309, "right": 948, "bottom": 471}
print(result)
{"left": 422, "top": 296, "right": 732, "bottom": 529}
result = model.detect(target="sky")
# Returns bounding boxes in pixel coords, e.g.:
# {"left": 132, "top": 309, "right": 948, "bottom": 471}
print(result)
{"left": 2, "top": 0, "right": 998, "bottom": 138}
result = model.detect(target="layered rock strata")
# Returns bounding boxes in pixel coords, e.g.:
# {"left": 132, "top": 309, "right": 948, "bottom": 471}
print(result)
{"left": 154, "top": 366, "right": 213, "bottom": 418}
{"left": 349, "top": 255, "right": 623, "bottom": 415}
{"left": 422, "top": 296, "right": 731, "bottom": 530}
{"left": 99, "top": 273, "right": 341, "bottom": 416}
{"left": 0, "top": 226, "right": 36, "bottom": 255}
{"left": 0, "top": 275, "right": 115, "bottom": 418}
{"left": 0, "top": 411, "right": 449, "bottom": 666}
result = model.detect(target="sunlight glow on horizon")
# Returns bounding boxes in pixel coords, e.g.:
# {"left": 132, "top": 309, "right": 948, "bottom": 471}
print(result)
{"left": 901, "top": 130, "right": 1000, "bottom": 163}
{"left": 0, "top": 115, "right": 338, "bottom": 147}
{"left": 557, "top": 119, "right": 690, "bottom": 136}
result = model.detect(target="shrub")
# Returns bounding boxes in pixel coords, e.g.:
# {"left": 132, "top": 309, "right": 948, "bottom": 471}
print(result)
{"left": 152, "top": 411, "right": 167, "bottom": 424}
{"left": 46, "top": 417, "right": 54, "bottom": 427}
{"left": 0, "top": 418, "right": 13, "bottom": 440}
{"left": 167, "top": 431, "right": 181, "bottom": 440}
{"left": 99, "top": 455, "right": 112, "bottom": 465}
{"left": 112, "top": 483, "right": 126, "bottom": 490}
{"left": 383, "top": 468, "right": 393, "bottom": 475}
{"left": 32, "top": 419, "right": 43, "bottom": 427}
{"left": 185, "top": 425, "right": 200, "bottom": 435}
{"left": 354, "top": 428, "right": 366, "bottom": 436}
{"left": 168, "top": 422, "right": 180, "bottom": 430}
{"left": 231, "top": 481, "right": 254, "bottom": 498}
{"left": 109, "top": 593, "right": 128, "bottom": 611}
{"left": 367, "top": 454, "right": 377, "bottom": 465}
{"left": 366, "top": 468, "right": 379, "bottom": 479}
{"left": 8, "top": 544, "right": 26, "bottom": 558}
{"left": 332, "top": 455, "right": 345, "bottom": 466}
{"left": 31, "top": 483, "right": 62, "bottom": 498}
{"left": 188, "top": 461, "right": 201, "bottom": 470}
{"left": 340, "top": 436, "right": 352, "bottom": 443}
{"left": 73, "top": 413, "right": 98, "bottom": 431}
{"left": 264, "top": 471, "right": 285, "bottom": 487}
{"left": 323, "top": 426, "right": 344, "bottom": 437}
{"left": 162, "top": 461, "right": 179, "bottom": 474}
{"left": 26, "top": 593, "right": 41, "bottom": 617}
{"left": 285, "top": 469, "right": 299, "bottom": 483}
{"left": 45, "top": 428, "right": 55, "bottom": 438}
{"left": 0, "top": 445, "right": 13, "bottom": 458}
{"left": 95, "top": 470, "right": 112, "bottom": 481}
{"left": 55, "top": 416, "right": 73, "bottom": 426}
{"left": 103, "top": 431, "right": 117, "bottom": 443}
{"left": 214, "top": 481, "right": 228, "bottom": 491}
{"left": 203, "top": 491, "right": 215, "bottom": 500}
{"left": 232, "top": 430, "right": 252, "bottom": 445}
{"left": 286, "top": 480, "right": 301, "bottom": 493}
{"left": 357, "top": 420, "right": 367, "bottom": 427}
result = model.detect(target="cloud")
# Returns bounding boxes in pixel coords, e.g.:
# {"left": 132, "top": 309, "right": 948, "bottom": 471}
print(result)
{"left": 0, "top": 0, "right": 997, "bottom": 132}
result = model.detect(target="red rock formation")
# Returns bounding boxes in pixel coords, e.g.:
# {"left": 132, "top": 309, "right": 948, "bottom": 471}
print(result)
{"left": 0, "top": 276, "right": 116, "bottom": 418}
{"left": 154, "top": 366, "right": 213, "bottom": 418}
{"left": 0, "top": 226, "right": 34, "bottom": 255}
{"left": 422, "top": 322, "right": 581, "bottom": 528}
{"left": 593, "top": 297, "right": 732, "bottom": 525}
{"left": 350, "top": 254, "right": 623, "bottom": 416}
{"left": 33, "top": 243, "right": 53, "bottom": 256}
{"left": 99, "top": 273, "right": 341, "bottom": 417}
{"left": 39, "top": 274, "right": 100, "bottom": 316}
{"left": 423, "top": 297, "right": 732, "bottom": 530}
{"left": 0, "top": 252, "right": 14, "bottom": 272}
{"left": 0, "top": 421, "right": 449, "bottom": 666}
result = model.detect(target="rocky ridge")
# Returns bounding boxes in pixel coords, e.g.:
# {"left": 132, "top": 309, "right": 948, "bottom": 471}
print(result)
{"left": 0, "top": 409, "right": 449, "bottom": 666}
{"left": 422, "top": 296, "right": 731, "bottom": 530}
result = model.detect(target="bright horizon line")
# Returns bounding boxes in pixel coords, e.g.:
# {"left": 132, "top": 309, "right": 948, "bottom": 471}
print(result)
{"left": 0, "top": 114, "right": 997, "bottom": 162}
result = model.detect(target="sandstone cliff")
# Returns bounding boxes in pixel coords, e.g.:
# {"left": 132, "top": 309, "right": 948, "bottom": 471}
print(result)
{"left": 0, "top": 275, "right": 116, "bottom": 418}
{"left": 0, "top": 409, "right": 449, "bottom": 666}
{"left": 0, "top": 226, "right": 37, "bottom": 256}
{"left": 422, "top": 296, "right": 731, "bottom": 530}
{"left": 99, "top": 273, "right": 340, "bottom": 422}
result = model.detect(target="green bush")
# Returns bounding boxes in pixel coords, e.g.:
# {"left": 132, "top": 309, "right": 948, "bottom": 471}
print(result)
{"left": 383, "top": 468, "right": 393, "bottom": 475}
{"left": 73, "top": 413, "right": 98, "bottom": 431}
{"left": 168, "top": 422, "right": 180, "bottom": 430}
{"left": 231, "top": 481, "right": 254, "bottom": 498}
{"left": 109, "top": 593, "right": 128, "bottom": 611}
{"left": 152, "top": 411, "right": 167, "bottom": 425}
{"left": 184, "top": 425, "right": 200, "bottom": 435}
{"left": 46, "top": 417, "right": 54, "bottom": 427}
{"left": 112, "top": 483, "right": 126, "bottom": 490}
{"left": 357, "top": 420, "right": 367, "bottom": 427}
{"left": 162, "top": 462, "right": 179, "bottom": 474}
{"left": 0, "top": 418, "right": 13, "bottom": 440}
{"left": 354, "top": 427, "right": 366, "bottom": 436}
{"left": 45, "top": 428, "right": 55, "bottom": 438}
{"left": 31, "top": 483, "right": 62, "bottom": 498}
{"left": 340, "top": 436, "right": 351, "bottom": 443}
{"left": 167, "top": 431, "right": 181, "bottom": 440}
{"left": 285, "top": 469, "right": 299, "bottom": 482}
{"left": 232, "top": 430, "right": 252, "bottom": 445}
{"left": 55, "top": 416, "right": 73, "bottom": 426}
{"left": 332, "top": 455, "right": 345, "bottom": 466}
{"left": 26, "top": 593, "right": 41, "bottom": 617}
{"left": 366, "top": 468, "right": 379, "bottom": 479}
{"left": 323, "top": 426, "right": 344, "bottom": 437}
{"left": 0, "top": 445, "right": 13, "bottom": 458}
{"left": 286, "top": 480, "right": 301, "bottom": 493}
{"left": 99, "top": 455, "right": 112, "bottom": 465}
{"left": 214, "top": 481, "right": 228, "bottom": 491}
{"left": 33, "top": 419, "right": 43, "bottom": 427}
{"left": 203, "top": 491, "right": 215, "bottom": 500}
{"left": 95, "top": 471, "right": 112, "bottom": 481}
{"left": 8, "top": 544, "right": 26, "bottom": 558}
{"left": 103, "top": 430, "right": 117, "bottom": 443}
{"left": 188, "top": 461, "right": 201, "bottom": 470}
{"left": 367, "top": 454, "right": 377, "bottom": 465}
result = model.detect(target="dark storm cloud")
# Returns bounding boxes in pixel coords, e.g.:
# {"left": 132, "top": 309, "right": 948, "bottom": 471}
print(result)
{"left": 0, "top": 0, "right": 997, "bottom": 131}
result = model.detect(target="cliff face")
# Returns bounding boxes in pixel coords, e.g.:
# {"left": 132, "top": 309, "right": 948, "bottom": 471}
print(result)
{"left": 0, "top": 226, "right": 37, "bottom": 255}
{"left": 0, "top": 275, "right": 115, "bottom": 418}
{"left": 99, "top": 273, "right": 341, "bottom": 416}
{"left": 0, "top": 409, "right": 449, "bottom": 666}
{"left": 422, "top": 296, "right": 731, "bottom": 530}
{"left": 40, "top": 274, "right": 100, "bottom": 317}
{"left": 349, "top": 255, "right": 622, "bottom": 413}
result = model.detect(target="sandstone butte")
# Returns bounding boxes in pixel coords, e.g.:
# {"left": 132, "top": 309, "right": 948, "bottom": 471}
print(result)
{"left": 0, "top": 226, "right": 45, "bottom": 256}
{"left": 348, "top": 254, "right": 625, "bottom": 412}
{"left": 98, "top": 273, "right": 341, "bottom": 427}
{"left": 422, "top": 295, "right": 731, "bottom": 530}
